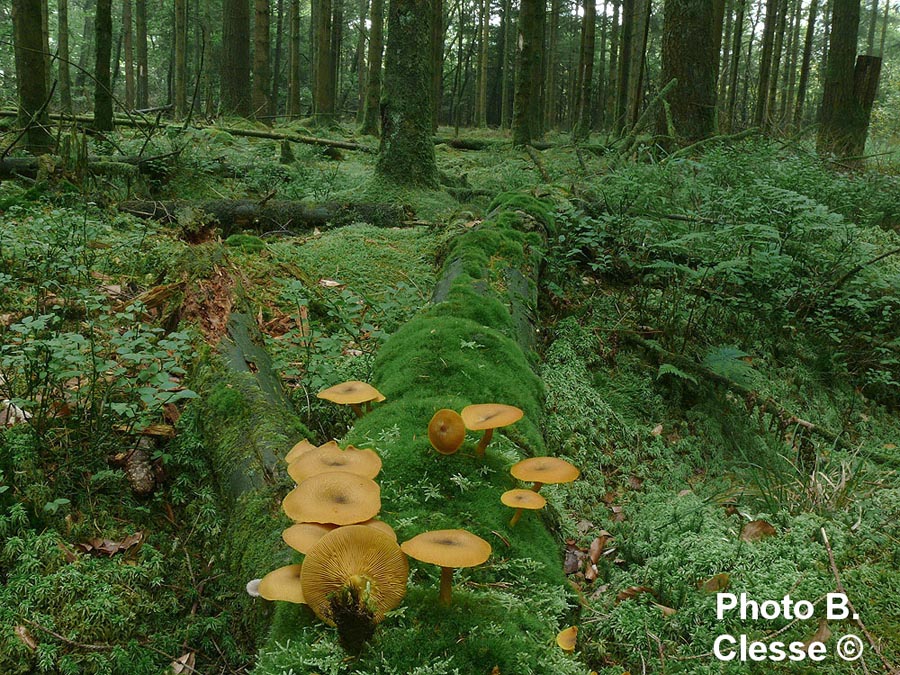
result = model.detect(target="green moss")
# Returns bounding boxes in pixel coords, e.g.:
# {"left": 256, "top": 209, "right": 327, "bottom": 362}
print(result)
{"left": 225, "top": 233, "right": 267, "bottom": 252}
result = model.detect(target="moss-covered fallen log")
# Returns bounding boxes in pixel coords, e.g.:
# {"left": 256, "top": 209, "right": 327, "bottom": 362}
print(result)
{"left": 119, "top": 199, "right": 410, "bottom": 236}
{"left": 0, "top": 153, "right": 176, "bottom": 180}
{"left": 253, "top": 192, "right": 584, "bottom": 674}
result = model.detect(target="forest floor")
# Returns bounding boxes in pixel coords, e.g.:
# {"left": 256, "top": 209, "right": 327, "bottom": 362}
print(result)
{"left": 0, "top": 119, "right": 899, "bottom": 675}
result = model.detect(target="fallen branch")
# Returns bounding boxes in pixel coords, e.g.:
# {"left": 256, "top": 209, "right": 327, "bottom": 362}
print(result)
{"left": 614, "top": 78, "right": 678, "bottom": 163}
{"left": 525, "top": 145, "right": 552, "bottom": 182}
{"left": 623, "top": 331, "right": 850, "bottom": 449}
{"left": 119, "top": 199, "right": 411, "bottom": 235}
{"left": 0, "top": 152, "right": 178, "bottom": 180}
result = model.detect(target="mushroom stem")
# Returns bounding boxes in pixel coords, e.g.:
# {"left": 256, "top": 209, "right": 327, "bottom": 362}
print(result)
{"left": 475, "top": 428, "right": 494, "bottom": 457}
{"left": 350, "top": 403, "right": 364, "bottom": 418}
{"left": 438, "top": 566, "right": 454, "bottom": 605}
{"left": 530, "top": 482, "right": 544, "bottom": 492}
{"left": 509, "top": 508, "right": 524, "bottom": 527}
{"left": 365, "top": 401, "right": 373, "bottom": 414}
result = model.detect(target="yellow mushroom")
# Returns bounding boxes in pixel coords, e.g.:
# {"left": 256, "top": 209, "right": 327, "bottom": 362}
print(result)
{"left": 460, "top": 403, "right": 523, "bottom": 458}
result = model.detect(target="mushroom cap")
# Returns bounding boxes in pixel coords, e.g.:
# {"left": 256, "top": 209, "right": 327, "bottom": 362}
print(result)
{"left": 556, "top": 626, "right": 577, "bottom": 652}
{"left": 510, "top": 456, "right": 580, "bottom": 485}
{"left": 501, "top": 489, "right": 547, "bottom": 510}
{"left": 400, "top": 529, "right": 492, "bottom": 569}
{"left": 460, "top": 403, "right": 524, "bottom": 431}
{"left": 288, "top": 444, "right": 382, "bottom": 484}
{"left": 258, "top": 564, "right": 306, "bottom": 604}
{"left": 359, "top": 518, "right": 398, "bottom": 541}
{"left": 301, "top": 525, "right": 408, "bottom": 626}
{"left": 283, "top": 472, "right": 381, "bottom": 525}
{"left": 317, "top": 381, "right": 386, "bottom": 405}
{"left": 282, "top": 522, "right": 337, "bottom": 553}
{"left": 428, "top": 409, "right": 467, "bottom": 455}
{"left": 284, "top": 438, "right": 317, "bottom": 464}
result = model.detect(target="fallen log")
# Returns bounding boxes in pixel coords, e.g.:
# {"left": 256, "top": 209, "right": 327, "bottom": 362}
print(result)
{"left": 119, "top": 199, "right": 411, "bottom": 236}
{"left": 0, "top": 153, "right": 177, "bottom": 180}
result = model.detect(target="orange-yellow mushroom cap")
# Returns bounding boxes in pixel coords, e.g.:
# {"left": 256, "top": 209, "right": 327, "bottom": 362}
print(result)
{"left": 557, "top": 626, "right": 577, "bottom": 652}
{"left": 288, "top": 443, "right": 382, "bottom": 483}
{"left": 284, "top": 438, "right": 317, "bottom": 464}
{"left": 460, "top": 403, "right": 523, "bottom": 431}
{"left": 510, "top": 456, "right": 580, "bottom": 486}
{"left": 501, "top": 489, "right": 547, "bottom": 510}
{"left": 258, "top": 564, "right": 306, "bottom": 604}
{"left": 400, "top": 529, "right": 492, "bottom": 569}
{"left": 428, "top": 409, "right": 466, "bottom": 455}
{"left": 282, "top": 472, "right": 381, "bottom": 525}
{"left": 317, "top": 381, "right": 385, "bottom": 405}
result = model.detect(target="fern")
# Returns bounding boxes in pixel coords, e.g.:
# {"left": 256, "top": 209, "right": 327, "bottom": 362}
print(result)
{"left": 656, "top": 363, "right": 698, "bottom": 385}
{"left": 702, "top": 346, "right": 755, "bottom": 387}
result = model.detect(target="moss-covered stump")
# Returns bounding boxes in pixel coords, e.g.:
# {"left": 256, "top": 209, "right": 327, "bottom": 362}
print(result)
{"left": 254, "top": 193, "right": 586, "bottom": 674}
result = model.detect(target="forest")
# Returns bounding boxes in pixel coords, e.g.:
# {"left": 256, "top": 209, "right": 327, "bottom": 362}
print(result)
{"left": 1, "top": 0, "right": 900, "bottom": 672}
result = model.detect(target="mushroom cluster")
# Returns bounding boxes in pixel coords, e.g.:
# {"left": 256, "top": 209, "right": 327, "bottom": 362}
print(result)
{"left": 427, "top": 402, "right": 524, "bottom": 458}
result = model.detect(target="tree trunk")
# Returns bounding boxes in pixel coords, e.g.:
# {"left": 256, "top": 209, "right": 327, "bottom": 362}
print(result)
{"left": 754, "top": 0, "right": 777, "bottom": 127}
{"left": 123, "top": 0, "right": 134, "bottom": 110}
{"left": 287, "top": 0, "right": 301, "bottom": 116}
{"left": 724, "top": 0, "right": 745, "bottom": 130}
{"left": 545, "top": 0, "right": 560, "bottom": 129}
{"left": 40, "top": 0, "right": 50, "bottom": 96}
{"left": 878, "top": 0, "right": 889, "bottom": 56}
{"left": 94, "top": 0, "right": 114, "bottom": 130}
{"left": 866, "top": 0, "right": 878, "bottom": 54}
{"left": 271, "top": 0, "right": 284, "bottom": 117}
{"left": 375, "top": 0, "right": 438, "bottom": 186}
{"left": 739, "top": 0, "right": 762, "bottom": 126}
{"left": 355, "top": 0, "right": 368, "bottom": 122}
{"left": 573, "top": 0, "right": 595, "bottom": 140}
{"left": 476, "top": 0, "right": 489, "bottom": 127}
{"left": 500, "top": 0, "right": 514, "bottom": 128}
{"left": 312, "top": 0, "right": 334, "bottom": 119}
{"left": 779, "top": 0, "right": 802, "bottom": 125}
{"left": 512, "top": 0, "right": 543, "bottom": 145}
{"left": 58, "top": 0, "right": 72, "bottom": 113}
{"left": 222, "top": 0, "right": 252, "bottom": 116}
{"left": 360, "top": 0, "right": 383, "bottom": 134}
{"left": 330, "top": 0, "right": 343, "bottom": 113}
{"left": 12, "top": 0, "right": 53, "bottom": 153}
{"left": 594, "top": 0, "right": 608, "bottom": 129}
{"left": 531, "top": 0, "right": 546, "bottom": 137}
{"left": 431, "top": 0, "right": 444, "bottom": 129}
{"left": 792, "top": 0, "right": 817, "bottom": 128}
{"left": 625, "top": 0, "right": 651, "bottom": 129}
{"left": 718, "top": 0, "right": 733, "bottom": 105}
{"left": 765, "top": 0, "right": 788, "bottom": 127}
{"left": 606, "top": 0, "right": 620, "bottom": 127}
{"left": 816, "top": 0, "right": 861, "bottom": 159}
{"left": 76, "top": 15, "right": 94, "bottom": 93}
{"left": 136, "top": 0, "right": 148, "bottom": 108}
{"left": 174, "top": 0, "right": 187, "bottom": 117}
{"left": 252, "top": 0, "right": 271, "bottom": 119}
{"left": 660, "top": 0, "right": 719, "bottom": 143}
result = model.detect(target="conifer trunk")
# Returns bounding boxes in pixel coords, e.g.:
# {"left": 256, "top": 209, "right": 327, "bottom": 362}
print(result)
{"left": 222, "top": 0, "right": 252, "bottom": 116}
{"left": 816, "top": 0, "right": 861, "bottom": 159}
{"left": 174, "top": 0, "right": 187, "bottom": 117}
{"left": 287, "top": 0, "right": 301, "bottom": 116}
{"left": 574, "top": 0, "right": 596, "bottom": 140}
{"left": 136, "top": 0, "right": 148, "bottom": 108}
{"left": 271, "top": 0, "right": 283, "bottom": 117}
{"left": 754, "top": 0, "right": 777, "bottom": 127}
{"left": 512, "top": 0, "right": 544, "bottom": 145}
{"left": 123, "top": 0, "right": 134, "bottom": 110}
{"left": 12, "top": 0, "right": 53, "bottom": 153}
{"left": 252, "top": 0, "right": 271, "bottom": 119}
{"left": 360, "top": 0, "right": 383, "bottom": 134}
{"left": 58, "top": 0, "right": 73, "bottom": 113}
{"left": 94, "top": 0, "right": 114, "bottom": 130}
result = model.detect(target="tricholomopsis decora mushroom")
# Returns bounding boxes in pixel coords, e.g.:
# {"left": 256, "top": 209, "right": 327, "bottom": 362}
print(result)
{"left": 460, "top": 403, "right": 523, "bottom": 458}
{"left": 400, "top": 529, "right": 491, "bottom": 605}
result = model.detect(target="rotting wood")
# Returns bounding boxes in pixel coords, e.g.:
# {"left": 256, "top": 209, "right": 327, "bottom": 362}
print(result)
{"left": 118, "top": 199, "right": 411, "bottom": 236}
{"left": 0, "top": 152, "right": 178, "bottom": 180}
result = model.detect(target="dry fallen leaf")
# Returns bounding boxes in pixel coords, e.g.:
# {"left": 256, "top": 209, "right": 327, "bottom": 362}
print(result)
{"left": 14, "top": 625, "right": 37, "bottom": 651}
{"left": 584, "top": 562, "right": 598, "bottom": 582}
{"left": 803, "top": 618, "right": 832, "bottom": 653}
{"left": 740, "top": 519, "right": 777, "bottom": 542}
{"left": 576, "top": 519, "right": 594, "bottom": 535}
{"left": 653, "top": 602, "right": 677, "bottom": 617}
{"left": 170, "top": 651, "right": 196, "bottom": 674}
{"left": 76, "top": 531, "right": 144, "bottom": 557}
{"left": 651, "top": 424, "right": 663, "bottom": 436}
{"left": 698, "top": 573, "right": 731, "bottom": 593}
{"left": 616, "top": 586, "right": 654, "bottom": 602}
{"left": 318, "top": 278, "right": 344, "bottom": 288}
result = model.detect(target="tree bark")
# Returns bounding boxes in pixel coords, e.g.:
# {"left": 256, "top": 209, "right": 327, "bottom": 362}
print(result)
{"left": 512, "top": 0, "right": 544, "bottom": 145}
{"left": 94, "top": 0, "right": 114, "bottom": 130}
{"left": 816, "top": 0, "right": 862, "bottom": 159}
{"left": 500, "top": 0, "right": 514, "bottom": 128}
{"left": 659, "top": 0, "right": 719, "bottom": 143}
{"left": 574, "top": 0, "right": 596, "bottom": 140}
{"left": 545, "top": 0, "right": 560, "bottom": 129}
{"left": 606, "top": 0, "right": 620, "bottom": 127}
{"left": 375, "top": 0, "right": 438, "bottom": 186}
{"left": 174, "top": 0, "right": 188, "bottom": 117}
{"left": 355, "top": 0, "right": 368, "bottom": 122}
{"left": 136, "top": 0, "right": 148, "bottom": 108}
{"left": 431, "top": 0, "right": 444, "bottom": 129}
{"left": 12, "top": 0, "right": 53, "bottom": 154}
{"left": 312, "top": 0, "right": 334, "bottom": 120}
{"left": 360, "top": 0, "right": 383, "bottom": 135}
{"left": 222, "top": 0, "right": 252, "bottom": 116}
{"left": 765, "top": 0, "right": 788, "bottom": 127}
{"left": 866, "top": 0, "right": 878, "bottom": 54}
{"left": 779, "top": 0, "right": 802, "bottom": 125}
{"left": 330, "top": 0, "right": 343, "bottom": 112}
{"left": 123, "top": 0, "right": 134, "bottom": 110}
{"left": 724, "top": 0, "right": 745, "bottom": 130}
{"left": 625, "top": 0, "right": 650, "bottom": 129}
{"left": 252, "top": 0, "right": 271, "bottom": 119}
{"left": 476, "top": 0, "right": 490, "bottom": 127}
{"left": 270, "top": 0, "right": 284, "bottom": 117}
{"left": 58, "top": 0, "right": 73, "bottom": 113}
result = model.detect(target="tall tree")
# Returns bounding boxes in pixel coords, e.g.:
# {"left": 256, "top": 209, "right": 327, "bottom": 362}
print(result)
{"left": 817, "top": 0, "right": 877, "bottom": 161}
{"left": 58, "top": 0, "right": 73, "bottom": 113}
{"left": 659, "top": 0, "right": 720, "bottom": 142}
{"left": 222, "top": 0, "right": 252, "bottom": 115}
{"left": 94, "top": 0, "right": 114, "bottom": 130}
{"left": 431, "top": 0, "right": 443, "bottom": 128}
{"left": 625, "top": 0, "right": 651, "bottom": 128}
{"left": 754, "top": 0, "right": 778, "bottom": 127}
{"left": 545, "top": 0, "right": 560, "bottom": 129}
{"left": 287, "top": 0, "right": 301, "bottom": 116}
{"left": 573, "top": 0, "right": 596, "bottom": 140}
{"left": 500, "top": 0, "right": 514, "bottom": 128}
{"left": 476, "top": 0, "right": 490, "bottom": 127}
{"left": 271, "top": 0, "right": 284, "bottom": 116}
{"left": 512, "top": 0, "right": 544, "bottom": 145}
{"left": 792, "top": 0, "right": 817, "bottom": 127}
{"left": 355, "top": 0, "right": 368, "bottom": 122}
{"left": 360, "top": 0, "right": 383, "bottom": 134}
{"left": 12, "top": 0, "right": 53, "bottom": 153}
{"left": 765, "top": 0, "right": 789, "bottom": 125}
{"left": 174, "top": 0, "right": 188, "bottom": 117}
{"left": 123, "top": 0, "right": 135, "bottom": 110}
{"left": 725, "top": 0, "right": 746, "bottom": 129}
{"left": 376, "top": 0, "right": 437, "bottom": 185}
{"left": 606, "top": 0, "right": 620, "bottom": 125}
{"left": 312, "top": 0, "right": 335, "bottom": 119}
{"left": 253, "top": 0, "right": 271, "bottom": 118}
{"left": 867, "top": 0, "right": 879, "bottom": 53}
{"left": 136, "top": 0, "right": 148, "bottom": 107}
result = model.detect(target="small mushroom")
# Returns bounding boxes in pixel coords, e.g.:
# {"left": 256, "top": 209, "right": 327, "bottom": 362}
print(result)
{"left": 288, "top": 443, "right": 382, "bottom": 483}
{"left": 460, "top": 403, "right": 523, "bottom": 458}
{"left": 282, "top": 472, "right": 381, "bottom": 525}
{"left": 284, "top": 438, "right": 317, "bottom": 463}
{"left": 301, "top": 525, "right": 408, "bottom": 653}
{"left": 317, "top": 381, "right": 385, "bottom": 417}
{"left": 258, "top": 564, "right": 306, "bottom": 604}
{"left": 501, "top": 488, "right": 547, "bottom": 527}
{"left": 428, "top": 409, "right": 466, "bottom": 455}
{"left": 400, "top": 529, "right": 491, "bottom": 605}
{"left": 556, "top": 626, "right": 577, "bottom": 652}
{"left": 510, "top": 456, "right": 580, "bottom": 492}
